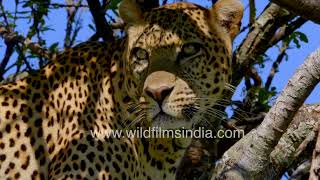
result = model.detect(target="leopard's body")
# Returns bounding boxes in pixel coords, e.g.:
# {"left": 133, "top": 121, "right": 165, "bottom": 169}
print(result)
{"left": 0, "top": 0, "right": 243, "bottom": 179}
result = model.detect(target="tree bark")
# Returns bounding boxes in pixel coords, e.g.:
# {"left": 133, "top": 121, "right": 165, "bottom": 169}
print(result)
{"left": 309, "top": 121, "right": 320, "bottom": 179}
{"left": 213, "top": 48, "right": 320, "bottom": 179}
{"left": 271, "top": 0, "right": 320, "bottom": 24}
{"left": 269, "top": 104, "right": 320, "bottom": 179}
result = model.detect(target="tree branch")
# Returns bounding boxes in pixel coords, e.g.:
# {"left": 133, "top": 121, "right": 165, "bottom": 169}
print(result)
{"left": 290, "top": 160, "right": 311, "bottom": 179}
{"left": 265, "top": 40, "right": 289, "bottom": 90}
{"left": 271, "top": 0, "right": 320, "bottom": 24}
{"left": 0, "top": 42, "right": 14, "bottom": 81}
{"left": 86, "top": 0, "right": 114, "bottom": 42}
{"left": 214, "top": 48, "right": 320, "bottom": 179}
{"left": 64, "top": 0, "right": 83, "bottom": 48}
{"left": 0, "top": 25, "right": 53, "bottom": 59}
{"left": 233, "top": 3, "right": 294, "bottom": 87}
{"left": 269, "top": 104, "right": 320, "bottom": 178}
{"left": 249, "top": 0, "right": 256, "bottom": 25}
{"left": 270, "top": 17, "right": 307, "bottom": 45}
{"left": 48, "top": 2, "right": 88, "bottom": 8}
{"left": 309, "top": 121, "right": 320, "bottom": 179}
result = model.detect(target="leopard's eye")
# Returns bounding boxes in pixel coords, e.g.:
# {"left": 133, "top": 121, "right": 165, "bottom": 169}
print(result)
{"left": 130, "top": 47, "right": 149, "bottom": 76}
{"left": 181, "top": 43, "right": 201, "bottom": 56}
{"left": 178, "top": 43, "right": 202, "bottom": 62}
{"left": 132, "top": 47, "right": 149, "bottom": 60}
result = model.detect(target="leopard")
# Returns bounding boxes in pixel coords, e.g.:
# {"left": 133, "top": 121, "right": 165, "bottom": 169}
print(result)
{"left": 0, "top": 0, "right": 243, "bottom": 179}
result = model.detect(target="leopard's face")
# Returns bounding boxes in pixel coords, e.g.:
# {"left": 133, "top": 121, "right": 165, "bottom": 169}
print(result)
{"left": 120, "top": 2, "right": 243, "bottom": 129}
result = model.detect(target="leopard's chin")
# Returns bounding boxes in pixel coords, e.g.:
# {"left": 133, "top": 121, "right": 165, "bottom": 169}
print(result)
{"left": 151, "top": 112, "right": 193, "bottom": 130}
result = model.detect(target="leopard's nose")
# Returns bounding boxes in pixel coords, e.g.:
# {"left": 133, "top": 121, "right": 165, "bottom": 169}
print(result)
{"left": 145, "top": 86, "right": 173, "bottom": 104}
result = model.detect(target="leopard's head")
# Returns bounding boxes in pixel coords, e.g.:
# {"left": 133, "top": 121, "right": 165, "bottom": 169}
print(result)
{"left": 119, "top": 0, "right": 243, "bottom": 129}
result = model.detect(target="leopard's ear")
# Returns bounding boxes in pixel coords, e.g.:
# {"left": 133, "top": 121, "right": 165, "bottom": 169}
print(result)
{"left": 119, "top": 0, "right": 144, "bottom": 24}
{"left": 210, "top": 0, "right": 244, "bottom": 40}
{"left": 119, "top": 0, "right": 159, "bottom": 25}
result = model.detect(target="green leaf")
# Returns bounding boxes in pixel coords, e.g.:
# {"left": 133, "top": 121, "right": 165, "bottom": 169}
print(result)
{"left": 293, "top": 38, "right": 301, "bottom": 48}
{"left": 9, "top": 23, "right": 17, "bottom": 28}
{"left": 108, "top": 0, "right": 122, "bottom": 10}
{"left": 297, "top": 32, "right": 309, "bottom": 43}
{"left": 49, "top": 42, "right": 59, "bottom": 52}
{"left": 6, "top": 12, "right": 14, "bottom": 19}
{"left": 41, "top": 26, "right": 54, "bottom": 32}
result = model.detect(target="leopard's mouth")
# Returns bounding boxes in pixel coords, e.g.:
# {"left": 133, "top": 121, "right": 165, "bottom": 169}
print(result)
{"left": 154, "top": 111, "right": 177, "bottom": 121}
{"left": 151, "top": 110, "right": 194, "bottom": 129}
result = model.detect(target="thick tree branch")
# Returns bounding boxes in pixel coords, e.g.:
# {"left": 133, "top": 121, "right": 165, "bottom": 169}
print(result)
{"left": 233, "top": 3, "right": 294, "bottom": 87}
{"left": 310, "top": 121, "right": 320, "bottom": 179}
{"left": 269, "top": 104, "right": 320, "bottom": 179}
{"left": 271, "top": 0, "right": 320, "bottom": 24}
{"left": 213, "top": 48, "right": 320, "bottom": 179}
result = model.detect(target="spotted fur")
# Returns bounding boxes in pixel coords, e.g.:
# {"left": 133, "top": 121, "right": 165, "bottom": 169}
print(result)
{"left": 0, "top": 0, "right": 243, "bottom": 179}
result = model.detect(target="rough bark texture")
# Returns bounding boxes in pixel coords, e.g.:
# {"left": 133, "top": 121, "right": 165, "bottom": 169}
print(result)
{"left": 212, "top": 49, "right": 320, "bottom": 179}
{"left": 309, "top": 121, "right": 320, "bottom": 179}
{"left": 269, "top": 104, "right": 320, "bottom": 179}
{"left": 271, "top": 0, "right": 320, "bottom": 24}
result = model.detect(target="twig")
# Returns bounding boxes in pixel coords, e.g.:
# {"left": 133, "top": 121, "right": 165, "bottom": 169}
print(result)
{"left": 18, "top": 1, "right": 88, "bottom": 8}
{"left": 270, "top": 17, "right": 307, "bottom": 46}
{"left": 64, "top": 0, "right": 83, "bottom": 48}
{"left": 0, "top": 0, "right": 9, "bottom": 27}
{"left": 248, "top": 67, "right": 262, "bottom": 87}
{"left": 265, "top": 41, "right": 289, "bottom": 90}
{"left": 111, "top": 22, "right": 125, "bottom": 29}
{"left": 49, "top": 2, "right": 88, "bottom": 8}
{"left": 16, "top": 44, "right": 34, "bottom": 72}
{"left": 106, "top": 13, "right": 116, "bottom": 23}
{"left": 0, "top": 42, "right": 14, "bottom": 81}
{"left": 249, "top": 0, "right": 256, "bottom": 25}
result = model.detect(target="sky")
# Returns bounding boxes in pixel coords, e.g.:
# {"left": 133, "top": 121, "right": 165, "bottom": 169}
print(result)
{"left": 1, "top": 0, "right": 319, "bottom": 105}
